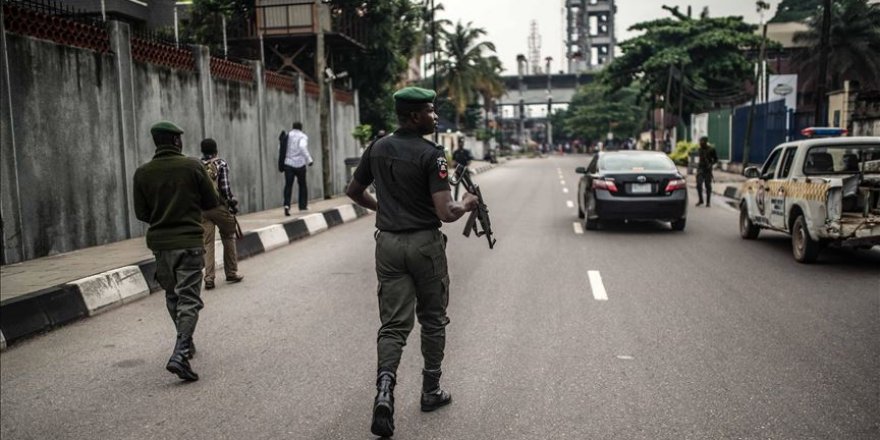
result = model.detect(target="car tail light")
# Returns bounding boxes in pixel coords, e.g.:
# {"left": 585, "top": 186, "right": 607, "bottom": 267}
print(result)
{"left": 593, "top": 178, "right": 618, "bottom": 193}
{"left": 665, "top": 178, "right": 686, "bottom": 192}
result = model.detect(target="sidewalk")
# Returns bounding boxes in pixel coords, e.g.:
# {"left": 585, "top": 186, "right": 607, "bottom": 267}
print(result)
{"left": 0, "top": 160, "right": 502, "bottom": 350}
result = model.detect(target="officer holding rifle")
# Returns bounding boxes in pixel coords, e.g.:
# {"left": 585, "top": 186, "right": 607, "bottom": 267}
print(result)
{"left": 345, "top": 86, "right": 478, "bottom": 438}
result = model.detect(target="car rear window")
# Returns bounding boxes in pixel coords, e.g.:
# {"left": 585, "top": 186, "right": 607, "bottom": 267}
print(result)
{"left": 599, "top": 154, "right": 676, "bottom": 172}
{"left": 803, "top": 144, "right": 880, "bottom": 175}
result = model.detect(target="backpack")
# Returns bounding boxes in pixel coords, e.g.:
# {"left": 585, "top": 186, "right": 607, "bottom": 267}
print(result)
{"left": 204, "top": 158, "right": 223, "bottom": 200}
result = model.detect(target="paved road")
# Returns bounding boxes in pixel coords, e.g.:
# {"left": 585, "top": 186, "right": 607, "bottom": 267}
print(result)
{"left": 2, "top": 156, "right": 878, "bottom": 440}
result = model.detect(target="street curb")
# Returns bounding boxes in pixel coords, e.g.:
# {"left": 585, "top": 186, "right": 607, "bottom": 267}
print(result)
{"left": 0, "top": 203, "right": 372, "bottom": 350}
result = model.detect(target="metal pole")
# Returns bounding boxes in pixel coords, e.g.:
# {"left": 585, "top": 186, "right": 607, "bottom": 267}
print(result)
{"left": 222, "top": 15, "right": 228, "bottom": 59}
{"left": 431, "top": 0, "right": 438, "bottom": 143}
{"left": 743, "top": 2, "right": 769, "bottom": 167}
{"left": 174, "top": 6, "right": 179, "bottom": 48}
{"left": 101, "top": 0, "right": 106, "bottom": 21}
{"left": 814, "top": 0, "right": 832, "bottom": 126}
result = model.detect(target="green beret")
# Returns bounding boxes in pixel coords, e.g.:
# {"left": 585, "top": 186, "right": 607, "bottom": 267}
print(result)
{"left": 393, "top": 87, "right": 436, "bottom": 103}
{"left": 150, "top": 121, "right": 184, "bottom": 136}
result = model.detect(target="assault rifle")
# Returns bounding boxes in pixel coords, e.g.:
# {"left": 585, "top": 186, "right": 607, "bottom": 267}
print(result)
{"left": 452, "top": 164, "right": 496, "bottom": 249}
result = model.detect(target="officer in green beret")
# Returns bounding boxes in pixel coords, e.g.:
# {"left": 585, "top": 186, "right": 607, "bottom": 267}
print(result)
{"left": 346, "top": 87, "right": 479, "bottom": 437}
{"left": 133, "top": 121, "right": 221, "bottom": 382}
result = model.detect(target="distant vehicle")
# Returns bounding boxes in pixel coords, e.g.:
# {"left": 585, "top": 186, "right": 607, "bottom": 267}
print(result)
{"left": 576, "top": 151, "right": 688, "bottom": 231}
{"left": 739, "top": 131, "right": 880, "bottom": 263}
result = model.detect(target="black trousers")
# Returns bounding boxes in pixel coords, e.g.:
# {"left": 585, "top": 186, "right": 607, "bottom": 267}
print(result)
{"left": 283, "top": 165, "right": 308, "bottom": 210}
{"left": 696, "top": 172, "right": 713, "bottom": 203}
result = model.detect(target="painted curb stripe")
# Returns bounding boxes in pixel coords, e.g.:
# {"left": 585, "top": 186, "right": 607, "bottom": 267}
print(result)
{"left": 337, "top": 204, "right": 357, "bottom": 222}
{"left": 283, "top": 219, "right": 310, "bottom": 241}
{"left": 255, "top": 225, "right": 288, "bottom": 252}
{"left": 303, "top": 213, "right": 329, "bottom": 234}
{"left": 0, "top": 284, "right": 87, "bottom": 345}
{"left": 322, "top": 210, "right": 344, "bottom": 228}
{"left": 236, "top": 232, "right": 265, "bottom": 259}
{"left": 72, "top": 266, "right": 150, "bottom": 316}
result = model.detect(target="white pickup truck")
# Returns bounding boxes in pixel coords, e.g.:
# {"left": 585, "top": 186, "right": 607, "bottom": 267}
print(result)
{"left": 739, "top": 135, "right": 880, "bottom": 263}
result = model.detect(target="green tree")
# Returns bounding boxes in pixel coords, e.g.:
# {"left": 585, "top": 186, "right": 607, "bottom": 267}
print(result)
{"left": 769, "top": 0, "right": 821, "bottom": 23}
{"left": 603, "top": 6, "right": 770, "bottom": 114}
{"left": 434, "top": 21, "right": 498, "bottom": 128}
{"left": 563, "top": 83, "right": 646, "bottom": 144}
{"left": 792, "top": 0, "right": 880, "bottom": 90}
{"left": 183, "top": 0, "right": 250, "bottom": 54}
{"left": 329, "top": 0, "right": 425, "bottom": 131}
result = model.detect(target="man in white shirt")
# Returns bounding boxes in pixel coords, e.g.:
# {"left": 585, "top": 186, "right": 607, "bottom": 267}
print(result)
{"left": 279, "top": 121, "right": 313, "bottom": 215}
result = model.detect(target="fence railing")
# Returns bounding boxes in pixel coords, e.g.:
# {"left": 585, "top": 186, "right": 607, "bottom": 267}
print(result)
{"left": 3, "top": 0, "right": 109, "bottom": 53}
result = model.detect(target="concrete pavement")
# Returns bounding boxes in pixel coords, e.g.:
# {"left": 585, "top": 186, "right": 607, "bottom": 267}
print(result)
{"left": 0, "top": 159, "right": 503, "bottom": 350}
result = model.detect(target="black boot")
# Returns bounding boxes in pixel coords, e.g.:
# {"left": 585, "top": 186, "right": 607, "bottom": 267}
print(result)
{"left": 371, "top": 370, "right": 396, "bottom": 437}
{"left": 166, "top": 336, "right": 199, "bottom": 381}
{"left": 179, "top": 337, "right": 196, "bottom": 359}
{"left": 420, "top": 369, "right": 452, "bottom": 412}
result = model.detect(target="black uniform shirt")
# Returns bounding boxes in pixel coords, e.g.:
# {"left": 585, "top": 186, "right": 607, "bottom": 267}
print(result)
{"left": 353, "top": 128, "right": 450, "bottom": 232}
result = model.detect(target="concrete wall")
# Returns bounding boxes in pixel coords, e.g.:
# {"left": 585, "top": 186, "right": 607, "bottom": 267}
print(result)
{"left": 1, "top": 18, "right": 358, "bottom": 264}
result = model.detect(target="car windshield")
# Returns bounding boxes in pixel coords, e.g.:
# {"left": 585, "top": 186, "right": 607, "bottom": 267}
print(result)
{"left": 599, "top": 154, "right": 676, "bottom": 172}
{"left": 803, "top": 144, "right": 880, "bottom": 175}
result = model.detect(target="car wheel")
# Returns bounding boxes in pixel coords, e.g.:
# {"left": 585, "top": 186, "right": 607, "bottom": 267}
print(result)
{"left": 671, "top": 218, "right": 686, "bottom": 231}
{"left": 792, "top": 214, "right": 820, "bottom": 263}
{"left": 577, "top": 197, "right": 585, "bottom": 219}
{"left": 739, "top": 203, "right": 760, "bottom": 239}
{"left": 584, "top": 199, "right": 599, "bottom": 230}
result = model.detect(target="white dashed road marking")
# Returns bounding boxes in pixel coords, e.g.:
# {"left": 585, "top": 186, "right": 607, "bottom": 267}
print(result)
{"left": 573, "top": 222, "right": 584, "bottom": 234}
{"left": 588, "top": 271, "right": 608, "bottom": 301}
{"left": 562, "top": 188, "right": 569, "bottom": 193}
{"left": 566, "top": 200, "right": 574, "bottom": 208}
{"left": 560, "top": 180, "right": 566, "bottom": 186}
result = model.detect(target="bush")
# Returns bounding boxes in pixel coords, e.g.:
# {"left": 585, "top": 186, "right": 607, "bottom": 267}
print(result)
{"left": 669, "top": 141, "right": 698, "bottom": 166}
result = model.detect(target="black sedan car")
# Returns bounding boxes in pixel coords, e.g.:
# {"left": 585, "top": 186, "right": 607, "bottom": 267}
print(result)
{"left": 576, "top": 151, "right": 688, "bottom": 231}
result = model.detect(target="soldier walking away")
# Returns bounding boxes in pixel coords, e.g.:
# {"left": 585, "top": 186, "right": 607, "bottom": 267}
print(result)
{"left": 452, "top": 140, "right": 475, "bottom": 200}
{"left": 696, "top": 136, "right": 718, "bottom": 207}
{"left": 133, "top": 121, "right": 221, "bottom": 382}
{"left": 279, "top": 121, "right": 313, "bottom": 216}
{"left": 200, "top": 138, "right": 244, "bottom": 290}
{"left": 346, "top": 87, "right": 479, "bottom": 438}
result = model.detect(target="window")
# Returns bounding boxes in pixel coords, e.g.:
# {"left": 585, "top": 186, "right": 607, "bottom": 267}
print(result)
{"left": 761, "top": 148, "right": 782, "bottom": 179}
{"left": 778, "top": 147, "right": 798, "bottom": 178}
{"left": 803, "top": 144, "right": 880, "bottom": 175}
{"left": 599, "top": 153, "right": 676, "bottom": 172}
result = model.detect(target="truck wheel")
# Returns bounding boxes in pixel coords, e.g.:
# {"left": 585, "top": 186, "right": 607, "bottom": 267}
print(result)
{"left": 740, "top": 204, "right": 760, "bottom": 239}
{"left": 792, "top": 214, "right": 820, "bottom": 263}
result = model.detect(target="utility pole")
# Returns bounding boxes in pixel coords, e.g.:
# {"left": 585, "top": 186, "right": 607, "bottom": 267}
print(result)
{"left": 316, "top": 0, "right": 332, "bottom": 198}
{"left": 663, "top": 64, "right": 673, "bottom": 152}
{"left": 743, "top": 0, "right": 770, "bottom": 167}
{"left": 431, "top": 0, "right": 439, "bottom": 143}
{"left": 814, "top": 0, "right": 832, "bottom": 126}
{"left": 545, "top": 56, "right": 553, "bottom": 149}
{"left": 517, "top": 54, "right": 527, "bottom": 149}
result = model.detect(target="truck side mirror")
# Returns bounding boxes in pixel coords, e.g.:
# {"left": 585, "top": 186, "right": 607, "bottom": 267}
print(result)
{"left": 743, "top": 167, "right": 760, "bottom": 179}
{"left": 575, "top": 167, "right": 587, "bottom": 174}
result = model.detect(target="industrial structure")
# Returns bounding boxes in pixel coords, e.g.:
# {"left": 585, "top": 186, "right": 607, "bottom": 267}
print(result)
{"left": 565, "top": 0, "right": 616, "bottom": 72}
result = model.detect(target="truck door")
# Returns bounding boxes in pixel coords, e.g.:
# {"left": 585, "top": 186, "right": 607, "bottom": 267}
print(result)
{"left": 754, "top": 148, "right": 783, "bottom": 227}
{"left": 769, "top": 147, "right": 798, "bottom": 230}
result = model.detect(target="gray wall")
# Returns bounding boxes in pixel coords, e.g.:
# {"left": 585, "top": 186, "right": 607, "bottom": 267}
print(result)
{"left": 1, "top": 20, "right": 358, "bottom": 264}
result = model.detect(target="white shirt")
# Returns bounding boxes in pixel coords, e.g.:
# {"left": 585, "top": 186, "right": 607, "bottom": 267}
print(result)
{"left": 284, "top": 129, "right": 312, "bottom": 168}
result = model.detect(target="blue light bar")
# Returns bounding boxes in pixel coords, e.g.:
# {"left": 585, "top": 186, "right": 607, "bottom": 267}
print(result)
{"left": 801, "top": 127, "right": 848, "bottom": 137}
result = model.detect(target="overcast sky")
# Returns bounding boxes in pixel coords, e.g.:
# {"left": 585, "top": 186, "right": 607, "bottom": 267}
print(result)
{"left": 436, "top": 0, "right": 782, "bottom": 75}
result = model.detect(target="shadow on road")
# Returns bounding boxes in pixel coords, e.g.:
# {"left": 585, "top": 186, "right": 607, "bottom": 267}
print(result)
{"left": 746, "top": 235, "right": 880, "bottom": 270}
{"left": 589, "top": 220, "right": 679, "bottom": 234}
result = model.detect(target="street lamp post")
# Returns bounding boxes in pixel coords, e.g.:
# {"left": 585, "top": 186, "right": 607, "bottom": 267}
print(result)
{"left": 545, "top": 56, "right": 553, "bottom": 150}
{"left": 516, "top": 54, "right": 527, "bottom": 149}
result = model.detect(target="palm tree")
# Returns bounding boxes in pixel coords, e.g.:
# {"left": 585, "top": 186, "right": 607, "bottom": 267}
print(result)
{"left": 417, "top": 1, "right": 452, "bottom": 82}
{"left": 792, "top": 0, "right": 880, "bottom": 90}
{"left": 435, "top": 21, "right": 497, "bottom": 127}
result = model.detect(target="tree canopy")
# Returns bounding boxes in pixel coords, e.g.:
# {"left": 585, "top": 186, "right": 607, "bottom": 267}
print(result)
{"left": 562, "top": 83, "right": 645, "bottom": 144}
{"left": 769, "top": 0, "right": 821, "bottom": 23}
{"left": 792, "top": 0, "right": 880, "bottom": 90}
{"left": 603, "top": 6, "right": 770, "bottom": 114}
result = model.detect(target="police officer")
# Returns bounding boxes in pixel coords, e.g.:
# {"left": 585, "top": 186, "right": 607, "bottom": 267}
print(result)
{"left": 133, "top": 121, "right": 220, "bottom": 381}
{"left": 346, "top": 87, "right": 479, "bottom": 438}
{"left": 695, "top": 136, "right": 718, "bottom": 207}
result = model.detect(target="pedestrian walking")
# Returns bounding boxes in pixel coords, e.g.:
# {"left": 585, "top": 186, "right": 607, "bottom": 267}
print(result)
{"left": 200, "top": 138, "right": 244, "bottom": 290}
{"left": 695, "top": 136, "right": 718, "bottom": 207}
{"left": 279, "top": 121, "right": 313, "bottom": 216}
{"left": 345, "top": 87, "right": 479, "bottom": 438}
{"left": 133, "top": 121, "right": 220, "bottom": 382}
{"left": 452, "top": 141, "right": 475, "bottom": 200}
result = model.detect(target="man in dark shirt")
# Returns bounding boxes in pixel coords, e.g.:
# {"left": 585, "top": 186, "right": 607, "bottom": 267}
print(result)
{"left": 346, "top": 87, "right": 479, "bottom": 438}
{"left": 133, "top": 121, "right": 220, "bottom": 382}
{"left": 695, "top": 136, "right": 719, "bottom": 207}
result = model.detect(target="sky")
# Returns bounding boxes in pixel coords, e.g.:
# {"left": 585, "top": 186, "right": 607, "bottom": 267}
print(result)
{"left": 436, "top": 0, "right": 783, "bottom": 75}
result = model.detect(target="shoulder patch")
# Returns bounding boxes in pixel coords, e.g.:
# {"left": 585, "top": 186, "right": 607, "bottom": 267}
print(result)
{"left": 436, "top": 156, "right": 448, "bottom": 179}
